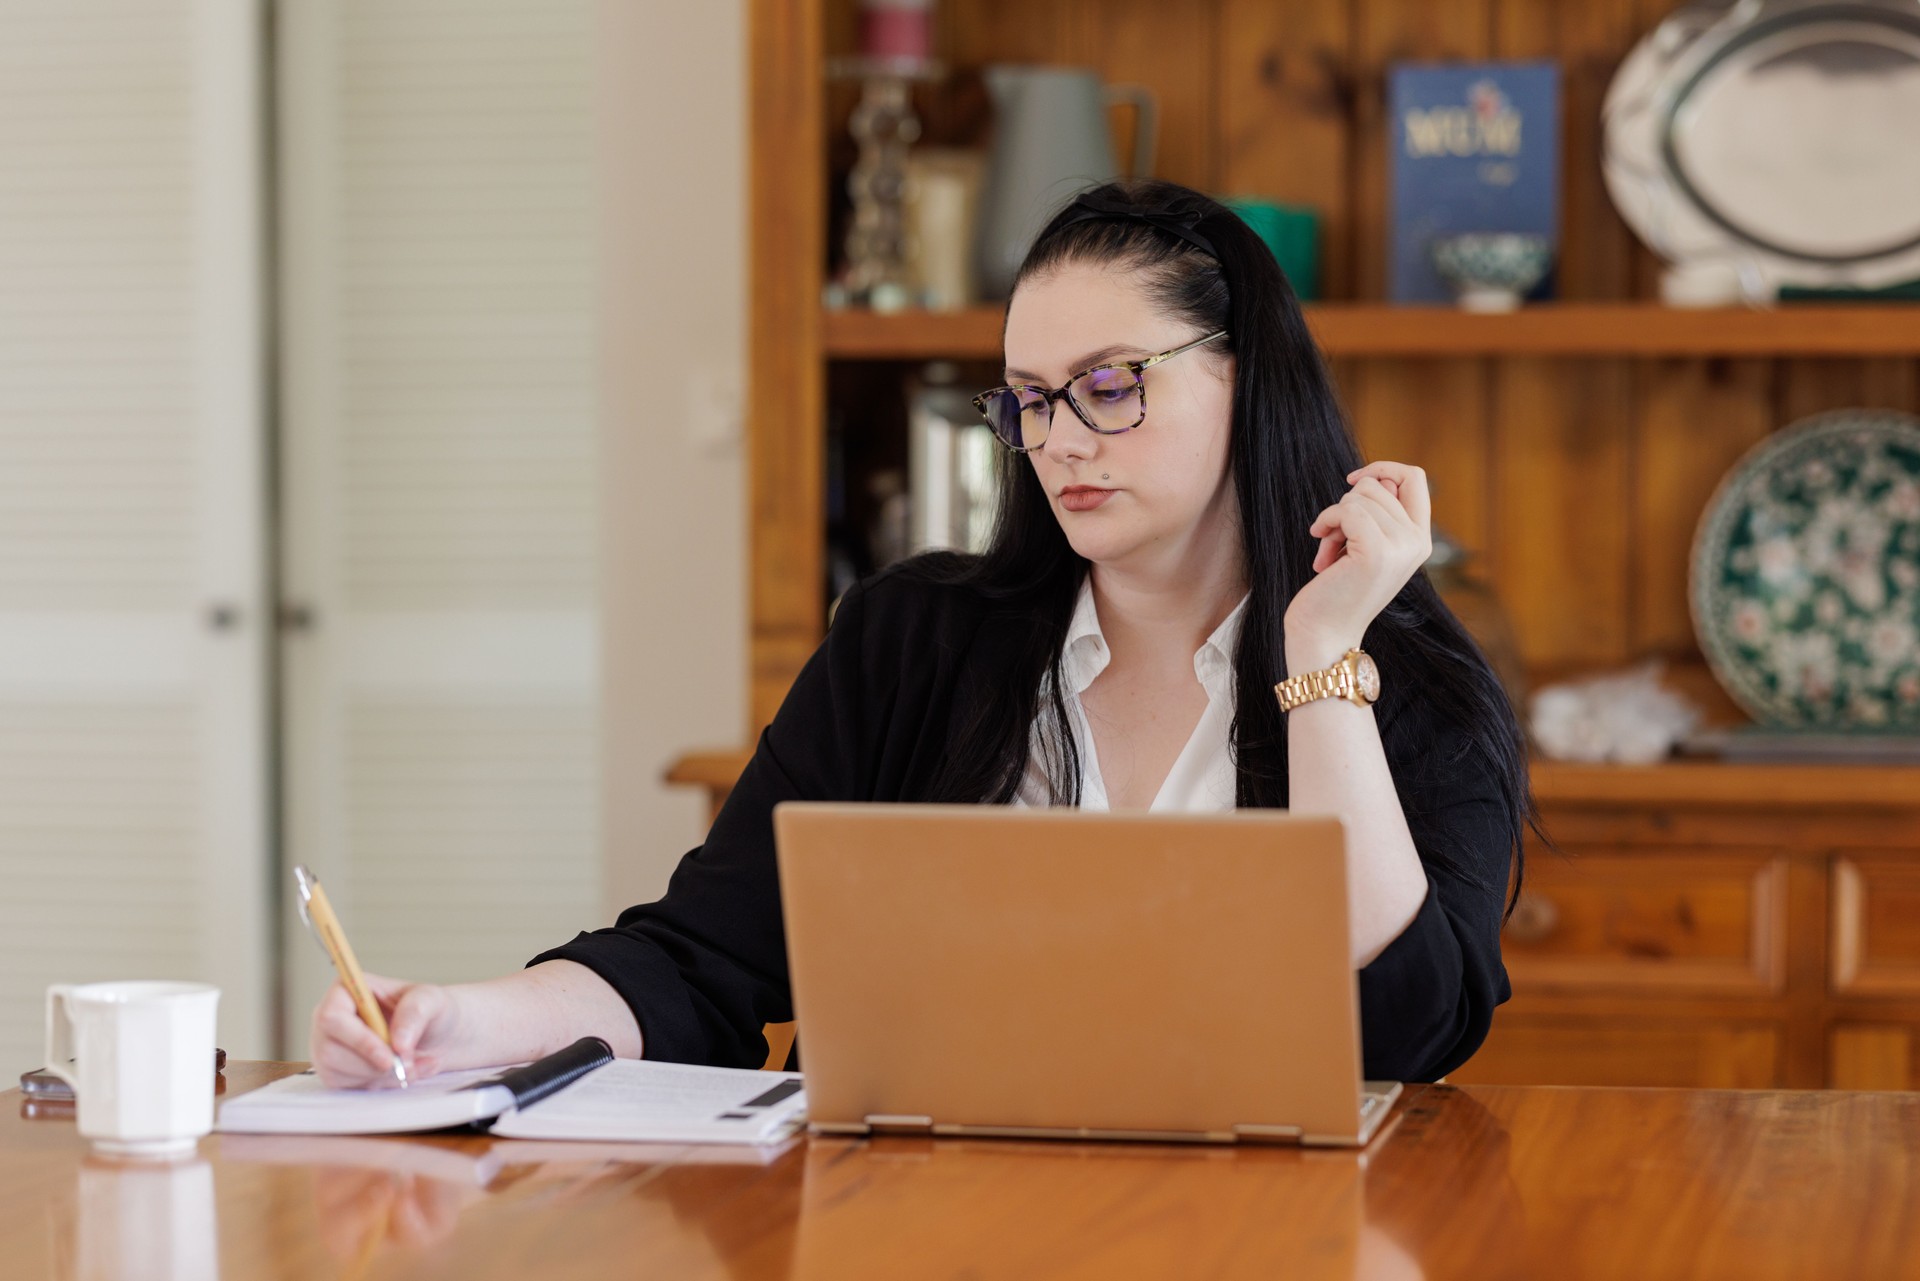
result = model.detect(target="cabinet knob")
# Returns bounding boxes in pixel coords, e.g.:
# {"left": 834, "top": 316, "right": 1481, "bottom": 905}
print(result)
{"left": 1505, "top": 890, "right": 1560, "bottom": 943}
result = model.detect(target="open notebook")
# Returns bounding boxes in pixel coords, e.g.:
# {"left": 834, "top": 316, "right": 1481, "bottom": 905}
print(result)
{"left": 216, "top": 1038, "right": 806, "bottom": 1146}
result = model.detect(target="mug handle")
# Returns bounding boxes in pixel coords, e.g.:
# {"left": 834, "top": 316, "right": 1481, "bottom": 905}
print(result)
{"left": 1105, "top": 84, "right": 1159, "bottom": 180}
{"left": 44, "top": 984, "right": 79, "bottom": 1089}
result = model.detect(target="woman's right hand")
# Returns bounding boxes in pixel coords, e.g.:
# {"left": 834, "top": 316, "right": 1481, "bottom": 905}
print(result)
{"left": 309, "top": 960, "right": 646, "bottom": 1088}
{"left": 310, "top": 973, "right": 466, "bottom": 1088}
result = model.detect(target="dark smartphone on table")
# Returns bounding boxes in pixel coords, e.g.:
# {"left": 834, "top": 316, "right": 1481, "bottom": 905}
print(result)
{"left": 20, "top": 1047, "right": 226, "bottom": 1100}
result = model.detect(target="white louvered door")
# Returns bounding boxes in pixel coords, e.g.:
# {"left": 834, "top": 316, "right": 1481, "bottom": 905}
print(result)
{"left": 0, "top": 0, "right": 271, "bottom": 1064}
{"left": 276, "top": 0, "right": 603, "bottom": 1036}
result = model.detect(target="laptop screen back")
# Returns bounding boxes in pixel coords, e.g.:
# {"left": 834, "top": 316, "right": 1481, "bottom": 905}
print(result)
{"left": 774, "top": 803, "right": 1365, "bottom": 1142}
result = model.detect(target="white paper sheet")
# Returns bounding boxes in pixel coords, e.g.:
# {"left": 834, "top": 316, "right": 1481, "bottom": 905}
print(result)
{"left": 490, "top": 1060, "right": 807, "bottom": 1145}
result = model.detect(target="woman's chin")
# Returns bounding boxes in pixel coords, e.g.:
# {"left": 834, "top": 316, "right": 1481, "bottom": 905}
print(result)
{"left": 1062, "top": 526, "right": 1146, "bottom": 566}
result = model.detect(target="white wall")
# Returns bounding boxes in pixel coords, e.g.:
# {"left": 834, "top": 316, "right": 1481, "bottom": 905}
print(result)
{"left": 595, "top": 1, "right": 747, "bottom": 915}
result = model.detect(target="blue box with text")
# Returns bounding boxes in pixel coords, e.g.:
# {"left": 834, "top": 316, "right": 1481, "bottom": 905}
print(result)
{"left": 1388, "top": 62, "right": 1560, "bottom": 303}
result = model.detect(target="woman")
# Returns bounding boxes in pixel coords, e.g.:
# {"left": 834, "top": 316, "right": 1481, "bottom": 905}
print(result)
{"left": 313, "top": 180, "right": 1543, "bottom": 1087}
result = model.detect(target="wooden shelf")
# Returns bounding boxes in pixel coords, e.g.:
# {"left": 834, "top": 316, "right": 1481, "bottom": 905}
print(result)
{"left": 822, "top": 302, "right": 1920, "bottom": 361}
{"left": 822, "top": 306, "right": 1002, "bottom": 359}
{"left": 1529, "top": 759, "right": 1920, "bottom": 809}
{"left": 671, "top": 749, "right": 1920, "bottom": 811}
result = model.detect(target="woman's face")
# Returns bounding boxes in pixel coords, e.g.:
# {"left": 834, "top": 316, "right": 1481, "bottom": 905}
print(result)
{"left": 1002, "top": 261, "right": 1237, "bottom": 573}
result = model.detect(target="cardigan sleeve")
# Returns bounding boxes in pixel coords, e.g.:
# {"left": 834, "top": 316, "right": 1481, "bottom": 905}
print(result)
{"left": 524, "top": 577, "right": 878, "bottom": 1069}
{"left": 1354, "top": 702, "right": 1516, "bottom": 1082}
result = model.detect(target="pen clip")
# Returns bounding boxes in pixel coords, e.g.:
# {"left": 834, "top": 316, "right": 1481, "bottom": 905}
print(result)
{"left": 293, "top": 864, "right": 318, "bottom": 933}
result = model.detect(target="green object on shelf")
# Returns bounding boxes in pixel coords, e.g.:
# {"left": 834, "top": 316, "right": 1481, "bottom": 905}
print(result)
{"left": 1779, "top": 279, "right": 1920, "bottom": 302}
{"left": 1221, "top": 196, "right": 1320, "bottom": 301}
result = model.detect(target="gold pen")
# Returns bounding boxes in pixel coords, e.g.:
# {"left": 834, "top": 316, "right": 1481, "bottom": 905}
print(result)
{"left": 294, "top": 865, "right": 408, "bottom": 1088}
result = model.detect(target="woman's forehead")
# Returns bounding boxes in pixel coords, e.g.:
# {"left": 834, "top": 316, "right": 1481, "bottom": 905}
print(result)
{"left": 1003, "top": 267, "right": 1171, "bottom": 380}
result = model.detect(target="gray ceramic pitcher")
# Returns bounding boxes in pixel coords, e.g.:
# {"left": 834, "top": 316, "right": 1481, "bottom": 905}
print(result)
{"left": 972, "top": 65, "right": 1158, "bottom": 299}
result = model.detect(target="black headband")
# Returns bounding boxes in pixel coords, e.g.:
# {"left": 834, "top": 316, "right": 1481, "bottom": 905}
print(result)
{"left": 1052, "top": 190, "right": 1220, "bottom": 258}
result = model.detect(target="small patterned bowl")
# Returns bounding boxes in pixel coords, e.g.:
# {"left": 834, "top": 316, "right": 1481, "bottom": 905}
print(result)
{"left": 1429, "top": 233, "right": 1554, "bottom": 311}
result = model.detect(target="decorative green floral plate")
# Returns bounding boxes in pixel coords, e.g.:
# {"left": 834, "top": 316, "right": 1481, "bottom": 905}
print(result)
{"left": 1690, "top": 410, "right": 1920, "bottom": 729}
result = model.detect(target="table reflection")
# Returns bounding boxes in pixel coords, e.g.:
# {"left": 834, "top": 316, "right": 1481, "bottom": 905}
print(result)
{"left": 70, "top": 1153, "right": 219, "bottom": 1281}
{"left": 779, "top": 1091, "right": 1522, "bottom": 1279}
{"left": 311, "top": 1162, "right": 487, "bottom": 1262}
{"left": 791, "top": 1133, "right": 1388, "bottom": 1278}
{"left": 1361, "top": 1086, "right": 1528, "bottom": 1279}
{"left": 218, "top": 1132, "right": 805, "bottom": 1279}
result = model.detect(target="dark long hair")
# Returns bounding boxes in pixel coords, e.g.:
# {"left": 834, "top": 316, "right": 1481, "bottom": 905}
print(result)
{"left": 906, "top": 179, "right": 1544, "bottom": 916}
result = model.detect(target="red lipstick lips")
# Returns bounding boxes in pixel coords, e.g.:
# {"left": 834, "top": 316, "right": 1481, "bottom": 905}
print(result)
{"left": 1059, "top": 485, "right": 1116, "bottom": 512}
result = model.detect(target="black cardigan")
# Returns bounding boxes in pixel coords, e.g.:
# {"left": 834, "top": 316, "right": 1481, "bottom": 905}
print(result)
{"left": 530, "top": 563, "right": 1514, "bottom": 1081}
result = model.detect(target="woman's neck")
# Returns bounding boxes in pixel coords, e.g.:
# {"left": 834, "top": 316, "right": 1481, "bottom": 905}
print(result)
{"left": 1087, "top": 547, "right": 1248, "bottom": 669}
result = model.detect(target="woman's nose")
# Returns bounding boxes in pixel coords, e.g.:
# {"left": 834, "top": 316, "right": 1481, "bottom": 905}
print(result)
{"left": 1040, "top": 409, "right": 1096, "bottom": 465}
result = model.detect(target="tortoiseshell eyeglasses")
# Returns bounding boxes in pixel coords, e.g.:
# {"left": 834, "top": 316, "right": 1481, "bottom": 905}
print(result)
{"left": 971, "top": 329, "right": 1228, "bottom": 453}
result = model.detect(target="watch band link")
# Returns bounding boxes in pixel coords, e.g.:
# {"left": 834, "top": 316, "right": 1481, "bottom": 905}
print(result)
{"left": 1273, "top": 665, "right": 1353, "bottom": 713}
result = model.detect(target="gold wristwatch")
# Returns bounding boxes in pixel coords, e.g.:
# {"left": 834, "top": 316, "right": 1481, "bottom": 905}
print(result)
{"left": 1273, "top": 647, "right": 1381, "bottom": 712}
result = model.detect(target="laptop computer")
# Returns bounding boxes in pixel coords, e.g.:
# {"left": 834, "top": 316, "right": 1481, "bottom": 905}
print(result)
{"left": 772, "top": 803, "right": 1403, "bottom": 1147}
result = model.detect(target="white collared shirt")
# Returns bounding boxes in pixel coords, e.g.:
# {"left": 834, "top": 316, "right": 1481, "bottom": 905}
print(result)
{"left": 1015, "top": 577, "right": 1249, "bottom": 812}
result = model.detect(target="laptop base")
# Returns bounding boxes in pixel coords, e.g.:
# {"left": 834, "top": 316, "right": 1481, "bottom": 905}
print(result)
{"left": 811, "top": 1081, "right": 1404, "bottom": 1148}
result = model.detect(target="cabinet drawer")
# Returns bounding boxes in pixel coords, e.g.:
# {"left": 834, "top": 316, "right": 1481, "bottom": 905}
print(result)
{"left": 1452, "top": 1017, "right": 1783, "bottom": 1089}
{"left": 1831, "top": 857, "right": 1920, "bottom": 997}
{"left": 1502, "top": 849, "right": 1786, "bottom": 995}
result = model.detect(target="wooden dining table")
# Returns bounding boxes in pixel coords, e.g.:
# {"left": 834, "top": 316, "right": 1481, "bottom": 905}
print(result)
{"left": 5, "top": 1062, "right": 1918, "bottom": 1280}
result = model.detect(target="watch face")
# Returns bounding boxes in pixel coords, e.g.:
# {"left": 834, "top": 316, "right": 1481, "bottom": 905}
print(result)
{"left": 1354, "top": 653, "right": 1381, "bottom": 702}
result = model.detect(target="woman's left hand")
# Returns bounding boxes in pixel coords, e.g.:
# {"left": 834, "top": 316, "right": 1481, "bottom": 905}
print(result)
{"left": 1284, "top": 461, "right": 1434, "bottom": 662}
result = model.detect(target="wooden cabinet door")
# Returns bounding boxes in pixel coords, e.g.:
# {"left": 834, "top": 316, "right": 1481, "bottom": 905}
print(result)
{"left": 1452, "top": 1018, "right": 1784, "bottom": 1089}
{"left": 1501, "top": 847, "right": 1788, "bottom": 995}
{"left": 1830, "top": 1025, "right": 1920, "bottom": 1090}
{"left": 1452, "top": 844, "right": 1793, "bottom": 1087}
{"left": 1831, "top": 856, "right": 1920, "bottom": 998}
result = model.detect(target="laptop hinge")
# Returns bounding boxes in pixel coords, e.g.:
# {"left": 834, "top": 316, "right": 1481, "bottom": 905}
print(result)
{"left": 1231, "top": 1123, "right": 1305, "bottom": 1144}
{"left": 864, "top": 1114, "right": 935, "bottom": 1135}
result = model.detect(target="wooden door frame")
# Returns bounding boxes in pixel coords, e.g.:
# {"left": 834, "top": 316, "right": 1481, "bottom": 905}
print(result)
{"left": 746, "top": 0, "right": 828, "bottom": 732}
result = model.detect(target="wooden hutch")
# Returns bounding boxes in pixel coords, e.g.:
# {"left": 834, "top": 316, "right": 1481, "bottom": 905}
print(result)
{"left": 671, "top": 0, "right": 1920, "bottom": 1088}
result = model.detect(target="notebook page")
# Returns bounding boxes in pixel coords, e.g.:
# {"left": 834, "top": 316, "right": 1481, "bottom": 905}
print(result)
{"left": 216, "top": 1067, "right": 516, "bottom": 1135}
{"left": 488, "top": 1060, "right": 807, "bottom": 1145}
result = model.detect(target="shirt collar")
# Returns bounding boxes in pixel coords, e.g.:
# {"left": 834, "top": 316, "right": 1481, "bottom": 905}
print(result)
{"left": 1059, "top": 577, "right": 1250, "bottom": 700}
{"left": 1194, "top": 592, "right": 1248, "bottom": 697}
{"left": 1060, "top": 577, "right": 1109, "bottom": 696}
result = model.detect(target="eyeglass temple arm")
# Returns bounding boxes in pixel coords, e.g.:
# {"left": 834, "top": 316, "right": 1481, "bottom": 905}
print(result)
{"left": 1136, "top": 330, "right": 1228, "bottom": 370}
{"left": 1137, "top": 329, "right": 1228, "bottom": 370}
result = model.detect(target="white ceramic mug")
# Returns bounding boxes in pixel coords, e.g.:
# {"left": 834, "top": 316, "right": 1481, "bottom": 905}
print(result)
{"left": 45, "top": 981, "right": 220, "bottom": 1157}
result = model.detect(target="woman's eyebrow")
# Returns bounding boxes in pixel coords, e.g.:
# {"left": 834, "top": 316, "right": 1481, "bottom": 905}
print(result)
{"left": 1004, "top": 343, "right": 1143, "bottom": 382}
